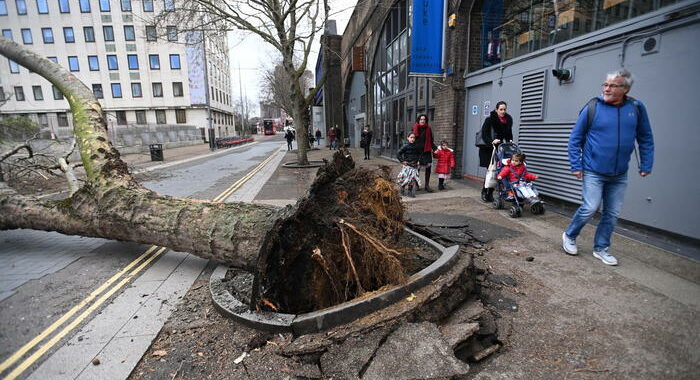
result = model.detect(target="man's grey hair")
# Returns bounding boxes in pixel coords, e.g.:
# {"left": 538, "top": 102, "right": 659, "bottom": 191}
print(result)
{"left": 606, "top": 69, "right": 634, "bottom": 88}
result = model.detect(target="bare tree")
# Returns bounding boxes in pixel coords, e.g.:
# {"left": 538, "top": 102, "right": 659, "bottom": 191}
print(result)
{"left": 151, "top": 0, "right": 332, "bottom": 165}
{"left": 260, "top": 61, "right": 314, "bottom": 123}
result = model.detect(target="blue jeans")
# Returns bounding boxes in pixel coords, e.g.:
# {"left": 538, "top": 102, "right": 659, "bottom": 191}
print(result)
{"left": 565, "top": 171, "right": 628, "bottom": 251}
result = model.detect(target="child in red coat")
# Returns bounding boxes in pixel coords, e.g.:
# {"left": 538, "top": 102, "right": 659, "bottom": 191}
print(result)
{"left": 433, "top": 140, "right": 456, "bottom": 190}
{"left": 497, "top": 153, "right": 539, "bottom": 200}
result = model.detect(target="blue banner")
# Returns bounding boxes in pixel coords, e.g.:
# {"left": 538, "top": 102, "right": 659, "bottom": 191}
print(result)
{"left": 410, "top": 0, "right": 444, "bottom": 76}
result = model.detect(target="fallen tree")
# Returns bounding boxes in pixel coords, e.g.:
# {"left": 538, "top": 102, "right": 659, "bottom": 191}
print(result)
{"left": 0, "top": 37, "right": 408, "bottom": 313}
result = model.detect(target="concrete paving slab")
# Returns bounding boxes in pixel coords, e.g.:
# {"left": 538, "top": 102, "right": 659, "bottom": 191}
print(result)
{"left": 76, "top": 335, "right": 155, "bottom": 380}
{"left": 131, "top": 250, "right": 189, "bottom": 283}
{"left": 26, "top": 341, "right": 105, "bottom": 380}
{"left": 225, "top": 146, "right": 286, "bottom": 203}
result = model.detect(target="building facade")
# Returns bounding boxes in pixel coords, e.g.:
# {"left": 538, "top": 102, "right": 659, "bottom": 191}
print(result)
{"left": 0, "top": 0, "right": 235, "bottom": 145}
{"left": 341, "top": 0, "right": 700, "bottom": 240}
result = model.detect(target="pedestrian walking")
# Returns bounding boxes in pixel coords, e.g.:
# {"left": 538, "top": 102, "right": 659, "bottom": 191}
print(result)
{"left": 433, "top": 140, "right": 455, "bottom": 190}
{"left": 562, "top": 69, "right": 654, "bottom": 266}
{"left": 360, "top": 125, "right": 373, "bottom": 159}
{"left": 412, "top": 114, "right": 437, "bottom": 192}
{"left": 284, "top": 128, "right": 295, "bottom": 151}
{"left": 327, "top": 125, "right": 338, "bottom": 150}
{"left": 315, "top": 129, "right": 322, "bottom": 146}
{"left": 477, "top": 101, "right": 513, "bottom": 202}
{"left": 397, "top": 133, "right": 421, "bottom": 198}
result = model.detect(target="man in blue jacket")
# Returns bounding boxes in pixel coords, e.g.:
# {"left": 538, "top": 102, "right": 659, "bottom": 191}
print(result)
{"left": 562, "top": 69, "right": 654, "bottom": 266}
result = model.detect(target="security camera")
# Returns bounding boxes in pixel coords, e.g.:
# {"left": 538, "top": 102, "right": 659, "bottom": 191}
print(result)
{"left": 552, "top": 68, "right": 572, "bottom": 81}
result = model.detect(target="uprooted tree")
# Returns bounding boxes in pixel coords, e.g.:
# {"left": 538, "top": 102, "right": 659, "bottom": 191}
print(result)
{"left": 0, "top": 37, "right": 411, "bottom": 314}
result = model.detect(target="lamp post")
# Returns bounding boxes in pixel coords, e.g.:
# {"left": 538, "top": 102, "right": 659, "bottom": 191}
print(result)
{"left": 202, "top": 32, "right": 215, "bottom": 150}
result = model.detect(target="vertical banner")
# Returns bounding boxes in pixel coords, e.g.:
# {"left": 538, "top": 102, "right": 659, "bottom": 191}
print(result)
{"left": 409, "top": 0, "right": 445, "bottom": 76}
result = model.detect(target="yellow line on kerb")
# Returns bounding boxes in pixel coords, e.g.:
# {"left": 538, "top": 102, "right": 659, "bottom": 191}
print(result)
{"left": 2, "top": 247, "right": 167, "bottom": 380}
{"left": 1, "top": 146, "right": 281, "bottom": 380}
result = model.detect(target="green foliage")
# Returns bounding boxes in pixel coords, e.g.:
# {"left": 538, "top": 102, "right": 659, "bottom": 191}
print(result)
{"left": 0, "top": 116, "right": 41, "bottom": 142}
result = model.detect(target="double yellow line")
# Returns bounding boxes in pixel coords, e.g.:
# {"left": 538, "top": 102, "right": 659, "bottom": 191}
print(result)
{"left": 1, "top": 147, "right": 281, "bottom": 380}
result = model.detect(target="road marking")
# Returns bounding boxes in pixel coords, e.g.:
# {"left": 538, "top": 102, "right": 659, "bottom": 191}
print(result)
{"left": 1, "top": 144, "right": 283, "bottom": 380}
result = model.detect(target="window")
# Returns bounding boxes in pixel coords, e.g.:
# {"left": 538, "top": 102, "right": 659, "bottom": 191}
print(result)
{"left": 99, "top": 0, "right": 109, "bottom": 11}
{"left": 63, "top": 27, "right": 75, "bottom": 43}
{"left": 107, "top": 54, "right": 118, "bottom": 69}
{"left": 84, "top": 26, "right": 95, "bottom": 42}
{"left": 36, "top": 0, "right": 48, "bottom": 13}
{"left": 2, "top": 29, "right": 12, "bottom": 40}
{"left": 16, "top": 0, "right": 27, "bottom": 15}
{"left": 155, "top": 109, "right": 166, "bottom": 124}
{"left": 135, "top": 110, "right": 146, "bottom": 124}
{"left": 120, "top": 0, "right": 130, "bottom": 11}
{"left": 152, "top": 82, "right": 163, "bottom": 97}
{"left": 41, "top": 28, "right": 54, "bottom": 43}
{"left": 88, "top": 55, "right": 99, "bottom": 70}
{"left": 92, "top": 84, "right": 103, "bottom": 98}
{"left": 52, "top": 85, "right": 63, "bottom": 100}
{"left": 47, "top": 56, "right": 58, "bottom": 63}
{"left": 0, "top": 0, "right": 7, "bottom": 15}
{"left": 9, "top": 60, "right": 19, "bottom": 73}
{"left": 163, "top": 0, "right": 173, "bottom": 11}
{"left": 127, "top": 54, "right": 138, "bottom": 70}
{"left": 111, "top": 83, "right": 122, "bottom": 98}
{"left": 142, "top": 0, "right": 152, "bottom": 11}
{"left": 68, "top": 56, "right": 79, "bottom": 71}
{"left": 21, "top": 28, "right": 32, "bottom": 44}
{"left": 131, "top": 82, "right": 142, "bottom": 97}
{"left": 169, "top": 54, "right": 180, "bottom": 69}
{"left": 57, "top": 112, "right": 69, "bottom": 126}
{"left": 14, "top": 86, "right": 25, "bottom": 101}
{"left": 58, "top": 0, "right": 69, "bottom": 13}
{"left": 123, "top": 25, "right": 135, "bottom": 41}
{"left": 172, "top": 82, "right": 183, "bottom": 97}
{"left": 32, "top": 85, "right": 43, "bottom": 100}
{"left": 103, "top": 26, "right": 114, "bottom": 41}
{"left": 146, "top": 26, "right": 156, "bottom": 41}
{"left": 148, "top": 54, "right": 159, "bottom": 69}
{"left": 79, "top": 0, "right": 90, "bottom": 12}
{"left": 175, "top": 109, "right": 186, "bottom": 123}
{"left": 166, "top": 26, "right": 177, "bottom": 41}
{"left": 116, "top": 110, "right": 127, "bottom": 125}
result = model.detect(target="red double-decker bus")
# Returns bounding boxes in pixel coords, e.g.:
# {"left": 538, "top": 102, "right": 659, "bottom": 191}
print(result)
{"left": 262, "top": 119, "right": 277, "bottom": 135}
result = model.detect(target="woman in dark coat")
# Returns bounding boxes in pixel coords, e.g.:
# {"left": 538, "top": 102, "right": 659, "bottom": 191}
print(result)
{"left": 478, "top": 101, "right": 513, "bottom": 201}
{"left": 412, "top": 114, "right": 437, "bottom": 192}
{"left": 360, "top": 125, "right": 373, "bottom": 159}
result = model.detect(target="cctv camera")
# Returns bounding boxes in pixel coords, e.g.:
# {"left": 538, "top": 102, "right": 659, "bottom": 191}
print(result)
{"left": 552, "top": 69, "right": 571, "bottom": 81}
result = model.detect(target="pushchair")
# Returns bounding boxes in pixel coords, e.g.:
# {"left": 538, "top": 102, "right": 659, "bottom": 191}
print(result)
{"left": 491, "top": 142, "right": 545, "bottom": 218}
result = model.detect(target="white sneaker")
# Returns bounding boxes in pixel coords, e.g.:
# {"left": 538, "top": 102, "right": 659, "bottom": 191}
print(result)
{"left": 593, "top": 249, "right": 618, "bottom": 266}
{"left": 562, "top": 232, "right": 578, "bottom": 255}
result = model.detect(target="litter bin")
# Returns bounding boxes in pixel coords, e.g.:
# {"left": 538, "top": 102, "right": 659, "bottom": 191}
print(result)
{"left": 149, "top": 143, "right": 163, "bottom": 161}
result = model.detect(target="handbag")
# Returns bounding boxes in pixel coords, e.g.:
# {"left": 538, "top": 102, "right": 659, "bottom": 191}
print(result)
{"left": 484, "top": 146, "right": 498, "bottom": 189}
{"left": 475, "top": 122, "right": 492, "bottom": 147}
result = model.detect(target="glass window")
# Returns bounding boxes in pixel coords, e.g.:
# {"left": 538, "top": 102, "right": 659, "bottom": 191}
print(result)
{"left": 9, "top": 60, "right": 19, "bottom": 73}
{"left": 123, "top": 25, "right": 135, "bottom": 41}
{"left": 149, "top": 54, "right": 160, "bottom": 69}
{"left": 175, "top": 109, "right": 186, "bottom": 123}
{"left": 47, "top": 56, "right": 58, "bottom": 63}
{"left": 116, "top": 110, "right": 127, "bottom": 125}
{"left": 169, "top": 54, "right": 180, "bottom": 69}
{"left": 79, "top": 0, "right": 90, "bottom": 12}
{"left": 21, "top": 28, "right": 33, "bottom": 44}
{"left": 2, "top": 29, "right": 12, "bottom": 40}
{"left": 36, "top": 0, "right": 48, "bottom": 13}
{"left": 142, "top": 0, "right": 152, "bottom": 11}
{"left": 16, "top": 0, "right": 27, "bottom": 15}
{"left": 146, "top": 26, "right": 156, "bottom": 41}
{"left": 172, "top": 82, "right": 183, "bottom": 97}
{"left": 68, "top": 56, "right": 79, "bottom": 71}
{"left": 42, "top": 28, "right": 54, "bottom": 43}
{"left": 152, "top": 82, "right": 163, "bottom": 97}
{"left": 103, "top": 26, "right": 114, "bottom": 41}
{"left": 127, "top": 54, "right": 138, "bottom": 69}
{"left": 155, "top": 109, "right": 166, "bottom": 124}
{"left": 111, "top": 83, "right": 122, "bottom": 98}
{"left": 92, "top": 83, "right": 103, "bottom": 98}
{"left": 163, "top": 0, "right": 173, "bottom": 11}
{"left": 0, "top": 0, "right": 7, "bottom": 15}
{"left": 52, "top": 85, "right": 63, "bottom": 100}
{"left": 84, "top": 26, "right": 95, "bottom": 42}
{"left": 107, "top": 54, "right": 118, "bottom": 70}
{"left": 58, "top": 0, "right": 69, "bottom": 13}
{"left": 131, "top": 82, "right": 142, "bottom": 97}
{"left": 88, "top": 55, "right": 99, "bottom": 70}
{"left": 63, "top": 27, "right": 75, "bottom": 43}
{"left": 120, "top": 0, "right": 130, "bottom": 11}
{"left": 14, "top": 86, "right": 25, "bottom": 101}
{"left": 99, "top": 0, "right": 109, "bottom": 11}
{"left": 135, "top": 110, "right": 146, "bottom": 124}
{"left": 57, "top": 112, "right": 69, "bottom": 126}
{"left": 32, "top": 85, "right": 44, "bottom": 100}
{"left": 166, "top": 26, "right": 177, "bottom": 41}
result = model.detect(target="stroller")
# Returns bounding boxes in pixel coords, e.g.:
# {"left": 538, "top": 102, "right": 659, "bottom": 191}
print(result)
{"left": 491, "top": 142, "right": 545, "bottom": 218}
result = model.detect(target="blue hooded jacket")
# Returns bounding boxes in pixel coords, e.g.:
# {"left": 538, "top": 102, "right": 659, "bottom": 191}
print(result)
{"left": 568, "top": 96, "right": 654, "bottom": 176}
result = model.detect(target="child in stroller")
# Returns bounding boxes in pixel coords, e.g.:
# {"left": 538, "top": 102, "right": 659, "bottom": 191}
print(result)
{"left": 491, "top": 144, "right": 545, "bottom": 217}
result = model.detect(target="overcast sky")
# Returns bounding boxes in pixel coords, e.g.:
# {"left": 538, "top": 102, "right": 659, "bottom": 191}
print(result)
{"left": 226, "top": 0, "right": 357, "bottom": 117}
